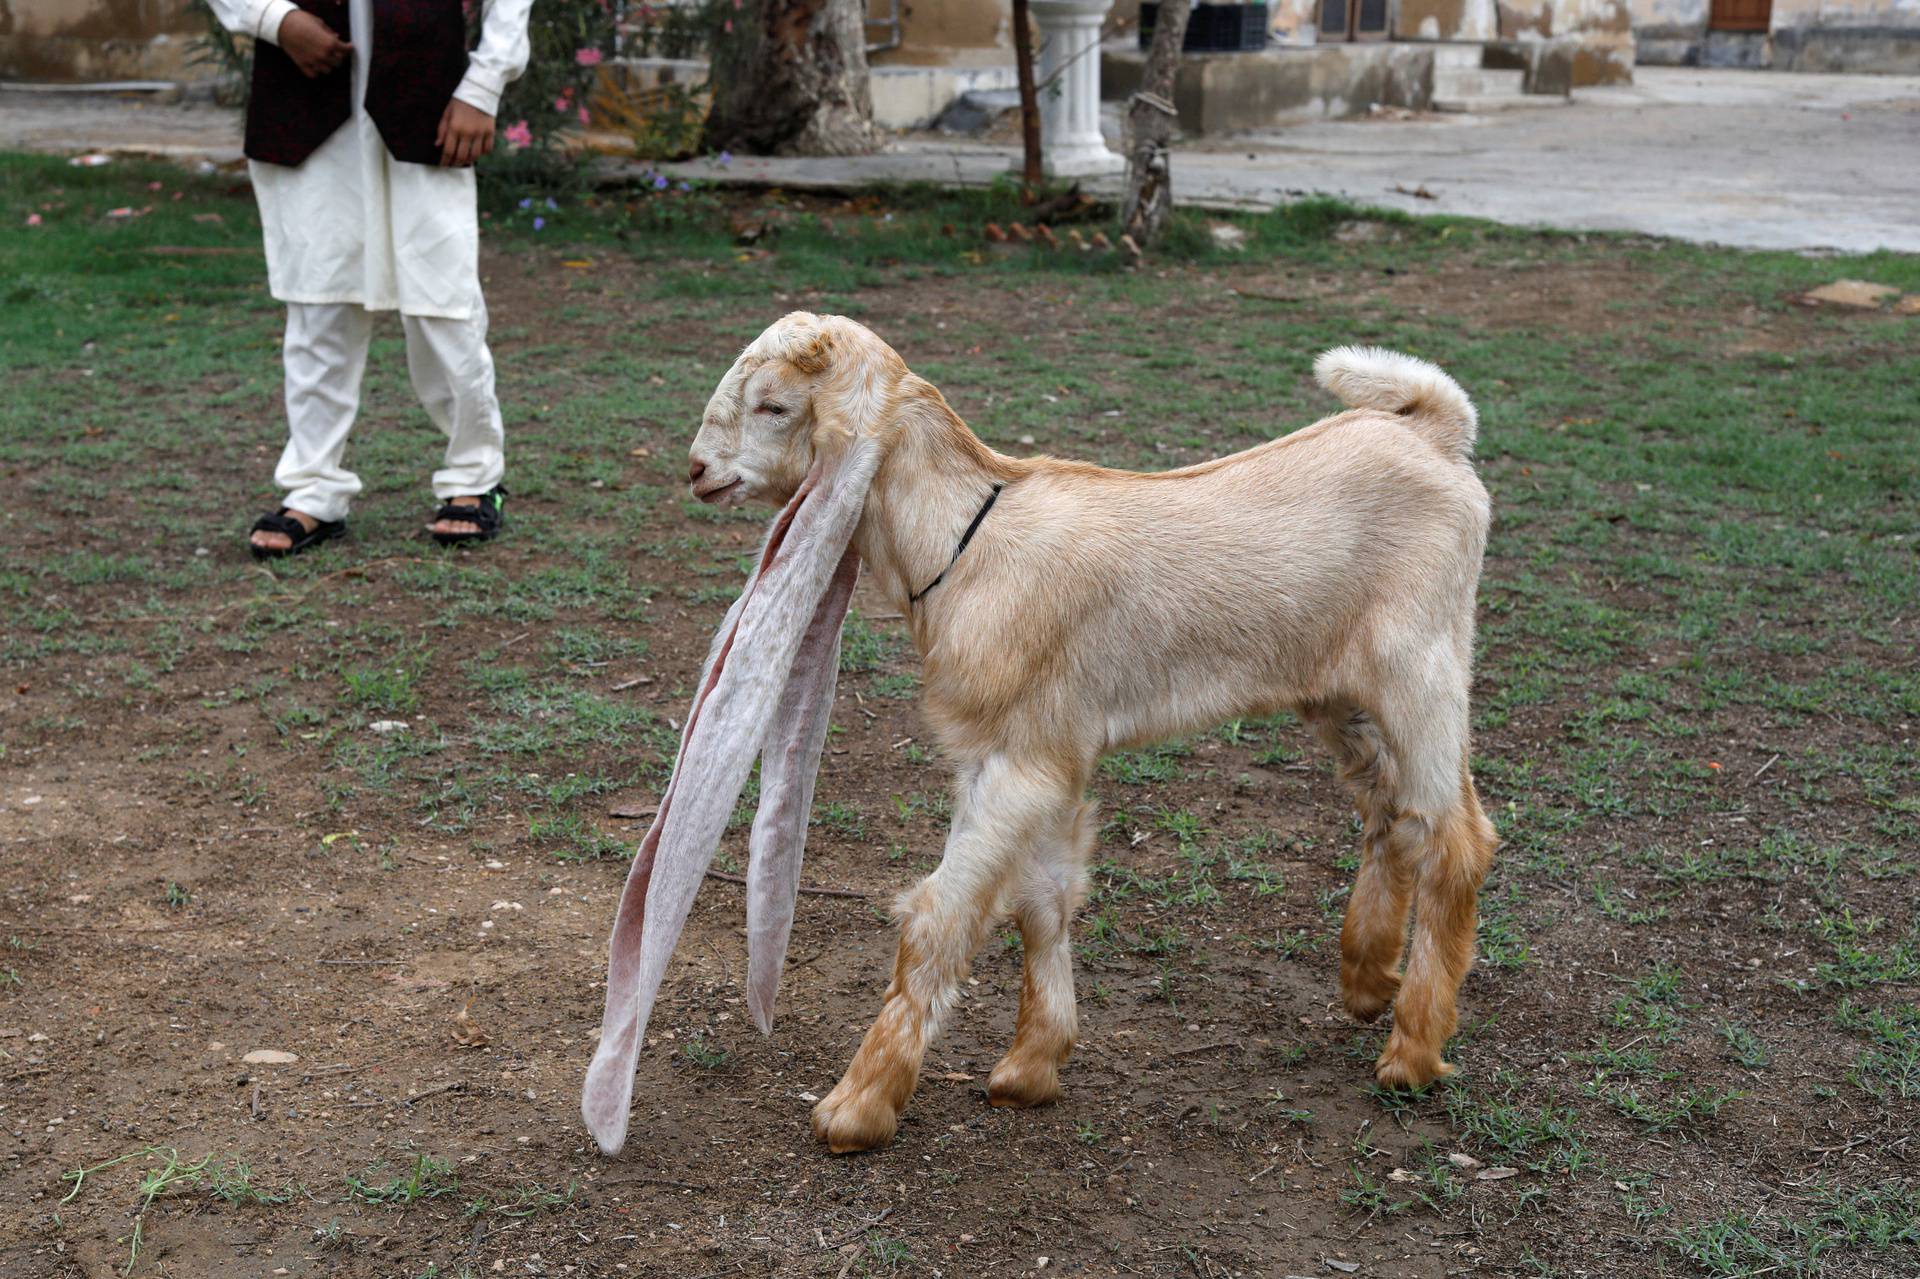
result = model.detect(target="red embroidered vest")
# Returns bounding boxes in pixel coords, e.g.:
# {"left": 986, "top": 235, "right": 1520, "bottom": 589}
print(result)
{"left": 244, "top": 0, "right": 472, "bottom": 168}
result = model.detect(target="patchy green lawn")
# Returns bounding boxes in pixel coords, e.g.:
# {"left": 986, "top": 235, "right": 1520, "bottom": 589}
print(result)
{"left": 1, "top": 151, "right": 1916, "bottom": 1279}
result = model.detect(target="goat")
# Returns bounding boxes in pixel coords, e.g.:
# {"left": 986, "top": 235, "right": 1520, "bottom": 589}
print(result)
{"left": 582, "top": 313, "right": 1497, "bottom": 1156}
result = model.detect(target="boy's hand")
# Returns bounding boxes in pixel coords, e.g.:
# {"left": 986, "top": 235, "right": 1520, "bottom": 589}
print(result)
{"left": 279, "top": 10, "right": 352, "bottom": 78}
{"left": 437, "top": 101, "right": 497, "bottom": 168}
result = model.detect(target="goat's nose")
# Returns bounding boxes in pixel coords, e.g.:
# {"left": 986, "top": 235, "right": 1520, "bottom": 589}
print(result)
{"left": 688, "top": 457, "right": 707, "bottom": 485}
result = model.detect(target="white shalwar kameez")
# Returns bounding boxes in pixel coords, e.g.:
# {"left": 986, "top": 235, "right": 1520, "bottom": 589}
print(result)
{"left": 208, "top": 0, "right": 533, "bottom": 523}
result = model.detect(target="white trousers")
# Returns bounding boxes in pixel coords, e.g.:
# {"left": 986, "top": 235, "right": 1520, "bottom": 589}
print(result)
{"left": 276, "top": 299, "right": 505, "bottom": 523}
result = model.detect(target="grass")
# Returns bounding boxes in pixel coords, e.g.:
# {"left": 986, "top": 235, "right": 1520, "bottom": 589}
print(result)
{"left": 5, "top": 144, "right": 1918, "bottom": 1278}
{"left": 345, "top": 1154, "right": 461, "bottom": 1206}
{"left": 1665, "top": 1181, "right": 1920, "bottom": 1277}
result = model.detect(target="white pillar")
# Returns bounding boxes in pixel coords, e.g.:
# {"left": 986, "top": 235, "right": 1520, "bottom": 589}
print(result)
{"left": 1029, "top": 0, "right": 1125, "bottom": 177}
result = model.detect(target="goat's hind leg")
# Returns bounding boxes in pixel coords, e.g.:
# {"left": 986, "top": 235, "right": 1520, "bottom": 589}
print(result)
{"left": 988, "top": 797, "right": 1095, "bottom": 1109}
{"left": 1375, "top": 771, "right": 1496, "bottom": 1088}
{"left": 1308, "top": 706, "right": 1414, "bottom": 1024}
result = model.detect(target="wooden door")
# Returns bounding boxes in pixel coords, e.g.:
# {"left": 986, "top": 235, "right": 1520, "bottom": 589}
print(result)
{"left": 1320, "top": 0, "right": 1390, "bottom": 40}
{"left": 1709, "top": 0, "right": 1770, "bottom": 31}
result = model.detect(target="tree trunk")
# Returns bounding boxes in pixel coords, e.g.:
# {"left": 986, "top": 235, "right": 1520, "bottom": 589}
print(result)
{"left": 705, "top": 0, "right": 876, "bottom": 157}
{"left": 1010, "top": 0, "right": 1043, "bottom": 189}
{"left": 1120, "top": 0, "right": 1192, "bottom": 248}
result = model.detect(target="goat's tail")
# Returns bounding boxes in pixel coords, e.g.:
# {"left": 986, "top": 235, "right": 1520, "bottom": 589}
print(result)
{"left": 1313, "top": 346, "right": 1478, "bottom": 461}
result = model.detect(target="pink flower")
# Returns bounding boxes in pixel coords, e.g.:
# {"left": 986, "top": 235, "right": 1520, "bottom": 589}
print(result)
{"left": 578, "top": 106, "right": 591, "bottom": 125}
{"left": 724, "top": 18, "right": 732, "bottom": 31}
{"left": 503, "top": 120, "right": 533, "bottom": 149}
{"left": 26, "top": 213, "right": 42, "bottom": 227}
{"left": 575, "top": 47, "right": 603, "bottom": 66}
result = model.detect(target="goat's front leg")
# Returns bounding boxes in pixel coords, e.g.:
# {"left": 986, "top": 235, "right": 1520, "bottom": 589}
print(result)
{"left": 988, "top": 797, "right": 1095, "bottom": 1109}
{"left": 812, "top": 756, "right": 1059, "bottom": 1153}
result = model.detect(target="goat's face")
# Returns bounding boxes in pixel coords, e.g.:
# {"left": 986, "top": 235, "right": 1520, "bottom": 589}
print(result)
{"left": 687, "top": 312, "right": 897, "bottom": 506}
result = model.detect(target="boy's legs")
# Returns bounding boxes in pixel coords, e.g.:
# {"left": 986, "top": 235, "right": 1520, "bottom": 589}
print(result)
{"left": 252, "top": 302, "right": 374, "bottom": 551}
{"left": 402, "top": 293, "right": 505, "bottom": 538}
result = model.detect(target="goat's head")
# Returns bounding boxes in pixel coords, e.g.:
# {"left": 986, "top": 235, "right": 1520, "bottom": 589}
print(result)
{"left": 687, "top": 311, "right": 903, "bottom": 507}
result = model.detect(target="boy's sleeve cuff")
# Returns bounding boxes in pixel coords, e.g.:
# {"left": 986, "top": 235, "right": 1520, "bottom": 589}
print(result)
{"left": 255, "top": 0, "right": 299, "bottom": 44}
{"left": 452, "top": 68, "right": 505, "bottom": 118}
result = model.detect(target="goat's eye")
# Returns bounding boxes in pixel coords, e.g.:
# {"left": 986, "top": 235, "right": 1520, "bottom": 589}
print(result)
{"left": 758, "top": 403, "right": 787, "bottom": 417}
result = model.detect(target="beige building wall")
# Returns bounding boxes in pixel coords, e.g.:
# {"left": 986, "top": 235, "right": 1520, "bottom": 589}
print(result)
{"left": 869, "top": 0, "right": 1016, "bottom": 68}
{"left": 1, "top": 0, "right": 205, "bottom": 81}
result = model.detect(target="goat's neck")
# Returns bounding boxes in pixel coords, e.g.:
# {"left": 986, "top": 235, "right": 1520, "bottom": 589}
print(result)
{"left": 854, "top": 395, "right": 1009, "bottom": 624}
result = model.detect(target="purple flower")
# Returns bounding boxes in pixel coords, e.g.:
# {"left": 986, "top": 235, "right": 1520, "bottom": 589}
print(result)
{"left": 533, "top": 216, "right": 546, "bottom": 231}
{"left": 653, "top": 175, "right": 668, "bottom": 191}
{"left": 546, "top": 197, "right": 559, "bottom": 210}
{"left": 717, "top": 150, "right": 732, "bottom": 167}
{"left": 679, "top": 181, "right": 690, "bottom": 192}
{"left": 518, "top": 197, "right": 533, "bottom": 209}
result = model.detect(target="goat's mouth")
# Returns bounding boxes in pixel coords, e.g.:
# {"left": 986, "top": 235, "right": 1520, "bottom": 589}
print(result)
{"left": 691, "top": 476, "right": 746, "bottom": 505}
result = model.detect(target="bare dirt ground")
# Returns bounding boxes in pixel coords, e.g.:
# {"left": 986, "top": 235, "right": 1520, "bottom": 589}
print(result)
{"left": 2, "top": 168, "right": 1916, "bottom": 1279}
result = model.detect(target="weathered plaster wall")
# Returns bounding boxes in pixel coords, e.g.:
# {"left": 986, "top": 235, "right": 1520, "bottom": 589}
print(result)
{"left": 0, "top": 0, "right": 203, "bottom": 81}
{"left": 1398, "top": 0, "right": 1499, "bottom": 39}
{"left": 1634, "top": 0, "right": 1920, "bottom": 70}
{"left": 1267, "top": 0, "right": 1319, "bottom": 46}
{"left": 1489, "top": 0, "right": 1634, "bottom": 81}
{"left": 1104, "top": 40, "right": 1436, "bottom": 129}
{"left": 869, "top": 0, "right": 1015, "bottom": 68}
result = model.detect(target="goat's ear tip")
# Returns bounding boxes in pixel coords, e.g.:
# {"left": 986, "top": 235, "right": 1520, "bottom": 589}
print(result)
{"left": 582, "top": 1105, "right": 627, "bottom": 1156}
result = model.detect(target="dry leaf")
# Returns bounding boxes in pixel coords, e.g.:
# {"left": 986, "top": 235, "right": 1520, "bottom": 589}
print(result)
{"left": 451, "top": 1001, "right": 491, "bottom": 1049}
{"left": 1802, "top": 280, "right": 1897, "bottom": 309}
{"left": 609, "top": 802, "right": 658, "bottom": 820}
{"left": 1478, "top": 1166, "right": 1520, "bottom": 1181}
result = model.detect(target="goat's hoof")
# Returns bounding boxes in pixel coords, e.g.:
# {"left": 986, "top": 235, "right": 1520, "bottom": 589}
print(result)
{"left": 1374, "top": 1033, "right": 1450, "bottom": 1091}
{"left": 811, "top": 1086, "right": 899, "bottom": 1154}
{"left": 986, "top": 1056, "right": 1063, "bottom": 1109}
{"left": 1340, "top": 969, "right": 1400, "bottom": 1024}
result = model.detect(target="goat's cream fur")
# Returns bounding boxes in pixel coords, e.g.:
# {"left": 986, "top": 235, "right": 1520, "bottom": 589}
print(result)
{"left": 645, "top": 314, "right": 1501, "bottom": 1154}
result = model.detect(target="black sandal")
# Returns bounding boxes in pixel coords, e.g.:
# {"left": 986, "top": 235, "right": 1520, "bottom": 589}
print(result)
{"left": 249, "top": 508, "right": 345, "bottom": 560}
{"left": 429, "top": 485, "right": 507, "bottom": 546}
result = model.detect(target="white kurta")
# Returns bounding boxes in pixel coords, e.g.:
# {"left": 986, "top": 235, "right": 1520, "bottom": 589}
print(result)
{"left": 209, "top": 0, "right": 533, "bottom": 319}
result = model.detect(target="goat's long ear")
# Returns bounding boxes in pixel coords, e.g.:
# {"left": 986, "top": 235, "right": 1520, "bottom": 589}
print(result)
{"left": 581, "top": 433, "right": 882, "bottom": 1157}
{"left": 743, "top": 546, "right": 856, "bottom": 1034}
